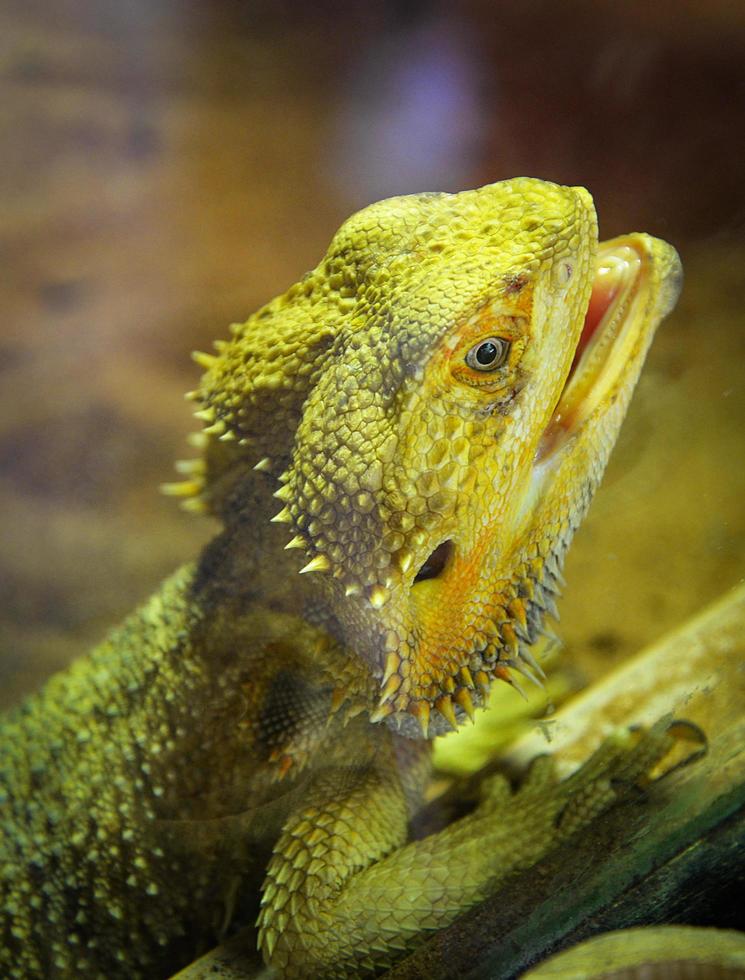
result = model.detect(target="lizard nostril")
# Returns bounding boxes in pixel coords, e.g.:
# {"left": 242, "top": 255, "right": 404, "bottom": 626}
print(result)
{"left": 413, "top": 540, "right": 453, "bottom": 585}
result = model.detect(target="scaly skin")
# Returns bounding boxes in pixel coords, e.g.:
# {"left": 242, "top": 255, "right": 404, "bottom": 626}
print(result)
{"left": 0, "top": 179, "right": 682, "bottom": 979}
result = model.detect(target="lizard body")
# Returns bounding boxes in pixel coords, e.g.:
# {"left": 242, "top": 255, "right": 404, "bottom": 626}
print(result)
{"left": 0, "top": 179, "right": 682, "bottom": 978}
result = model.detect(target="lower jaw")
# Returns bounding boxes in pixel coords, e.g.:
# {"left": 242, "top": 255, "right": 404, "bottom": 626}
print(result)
{"left": 385, "top": 555, "right": 568, "bottom": 739}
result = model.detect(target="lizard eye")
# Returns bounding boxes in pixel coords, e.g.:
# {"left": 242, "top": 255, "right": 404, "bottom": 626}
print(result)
{"left": 465, "top": 337, "right": 511, "bottom": 371}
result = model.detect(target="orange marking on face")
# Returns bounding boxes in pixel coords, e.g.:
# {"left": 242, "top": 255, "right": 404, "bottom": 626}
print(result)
{"left": 411, "top": 528, "right": 495, "bottom": 690}
{"left": 434, "top": 284, "right": 535, "bottom": 365}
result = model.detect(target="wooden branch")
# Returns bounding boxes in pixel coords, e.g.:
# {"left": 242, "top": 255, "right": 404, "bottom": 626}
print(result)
{"left": 386, "top": 583, "right": 745, "bottom": 979}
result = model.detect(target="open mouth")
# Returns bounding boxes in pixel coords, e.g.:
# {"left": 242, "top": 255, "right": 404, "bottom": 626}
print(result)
{"left": 412, "top": 242, "right": 648, "bottom": 589}
{"left": 537, "top": 240, "right": 646, "bottom": 459}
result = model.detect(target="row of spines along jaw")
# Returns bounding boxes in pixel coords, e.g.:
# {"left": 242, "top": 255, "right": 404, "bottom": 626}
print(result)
{"left": 262, "top": 492, "right": 565, "bottom": 740}
{"left": 370, "top": 562, "right": 563, "bottom": 738}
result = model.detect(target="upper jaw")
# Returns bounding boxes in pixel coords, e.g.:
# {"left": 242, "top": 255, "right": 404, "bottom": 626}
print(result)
{"left": 537, "top": 233, "right": 683, "bottom": 464}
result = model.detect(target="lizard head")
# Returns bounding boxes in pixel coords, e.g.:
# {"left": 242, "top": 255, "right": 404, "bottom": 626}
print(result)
{"left": 186, "top": 178, "right": 682, "bottom": 739}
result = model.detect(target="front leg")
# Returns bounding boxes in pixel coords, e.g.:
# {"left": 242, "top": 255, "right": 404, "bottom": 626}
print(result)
{"left": 258, "top": 722, "right": 677, "bottom": 978}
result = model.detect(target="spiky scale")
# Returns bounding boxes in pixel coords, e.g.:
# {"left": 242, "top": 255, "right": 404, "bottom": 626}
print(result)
{"left": 455, "top": 688, "right": 475, "bottom": 721}
{"left": 174, "top": 458, "right": 204, "bottom": 476}
{"left": 543, "top": 592, "right": 561, "bottom": 620}
{"left": 511, "top": 659, "right": 543, "bottom": 689}
{"left": 546, "top": 551, "right": 566, "bottom": 586}
{"left": 514, "top": 619, "right": 531, "bottom": 643}
{"left": 495, "top": 664, "right": 528, "bottom": 701}
{"left": 379, "top": 673, "right": 402, "bottom": 703}
{"left": 299, "top": 555, "right": 331, "bottom": 575}
{"left": 508, "top": 598, "right": 528, "bottom": 632}
{"left": 397, "top": 551, "right": 413, "bottom": 574}
{"left": 277, "top": 756, "right": 293, "bottom": 779}
{"left": 329, "top": 688, "right": 346, "bottom": 715}
{"left": 369, "top": 586, "right": 389, "bottom": 609}
{"left": 369, "top": 702, "right": 394, "bottom": 724}
{"left": 180, "top": 497, "right": 208, "bottom": 514}
{"left": 186, "top": 431, "right": 207, "bottom": 449}
{"left": 501, "top": 623, "right": 520, "bottom": 658}
{"left": 263, "top": 926, "right": 278, "bottom": 959}
{"left": 191, "top": 350, "right": 218, "bottom": 370}
{"left": 475, "top": 670, "right": 491, "bottom": 694}
{"left": 409, "top": 700, "right": 430, "bottom": 738}
{"left": 343, "top": 702, "right": 366, "bottom": 723}
{"left": 384, "top": 631, "right": 400, "bottom": 652}
{"left": 532, "top": 583, "right": 548, "bottom": 611}
{"left": 160, "top": 481, "right": 201, "bottom": 498}
{"left": 520, "top": 647, "right": 546, "bottom": 679}
{"left": 435, "top": 695, "right": 457, "bottom": 730}
{"left": 284, "top": 536, "right": 306, "bottom": 551}
{"left": 382, "top": 652, "right": 401, "bottom": 686}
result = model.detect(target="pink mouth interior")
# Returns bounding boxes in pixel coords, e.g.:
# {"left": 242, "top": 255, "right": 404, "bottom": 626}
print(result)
{"left": 567, "top": 275, "right": 621, "bottom": 382}
{"left": 535, "top": 266, "right": 625, "bottom": 462}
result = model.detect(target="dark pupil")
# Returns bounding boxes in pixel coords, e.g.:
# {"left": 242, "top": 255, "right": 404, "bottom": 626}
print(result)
{"left": 476, "top": 341, "right": 498, "bottom": 365}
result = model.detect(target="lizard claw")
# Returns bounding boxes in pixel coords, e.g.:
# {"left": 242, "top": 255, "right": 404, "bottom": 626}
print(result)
{"left": 555, "top": 717, "right": 707, "bottom": 838}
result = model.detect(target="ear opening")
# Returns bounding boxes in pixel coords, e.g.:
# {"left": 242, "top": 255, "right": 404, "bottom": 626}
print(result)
{"left": 413, "top": 539, "right": 453, "bottom": 585}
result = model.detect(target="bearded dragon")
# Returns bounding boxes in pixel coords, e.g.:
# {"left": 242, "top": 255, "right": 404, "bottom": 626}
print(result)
{"left": 0, "top": 178, "right": 682, "bottom": 979}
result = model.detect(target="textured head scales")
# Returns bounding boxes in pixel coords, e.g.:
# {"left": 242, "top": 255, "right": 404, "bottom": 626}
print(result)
{"left": 181, "top": 177, "right": 680, "bottom": 739}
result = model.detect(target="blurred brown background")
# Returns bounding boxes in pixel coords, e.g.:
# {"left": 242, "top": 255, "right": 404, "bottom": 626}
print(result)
{"left": 1, "top": 0, "right": 744, "bottom": 707}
